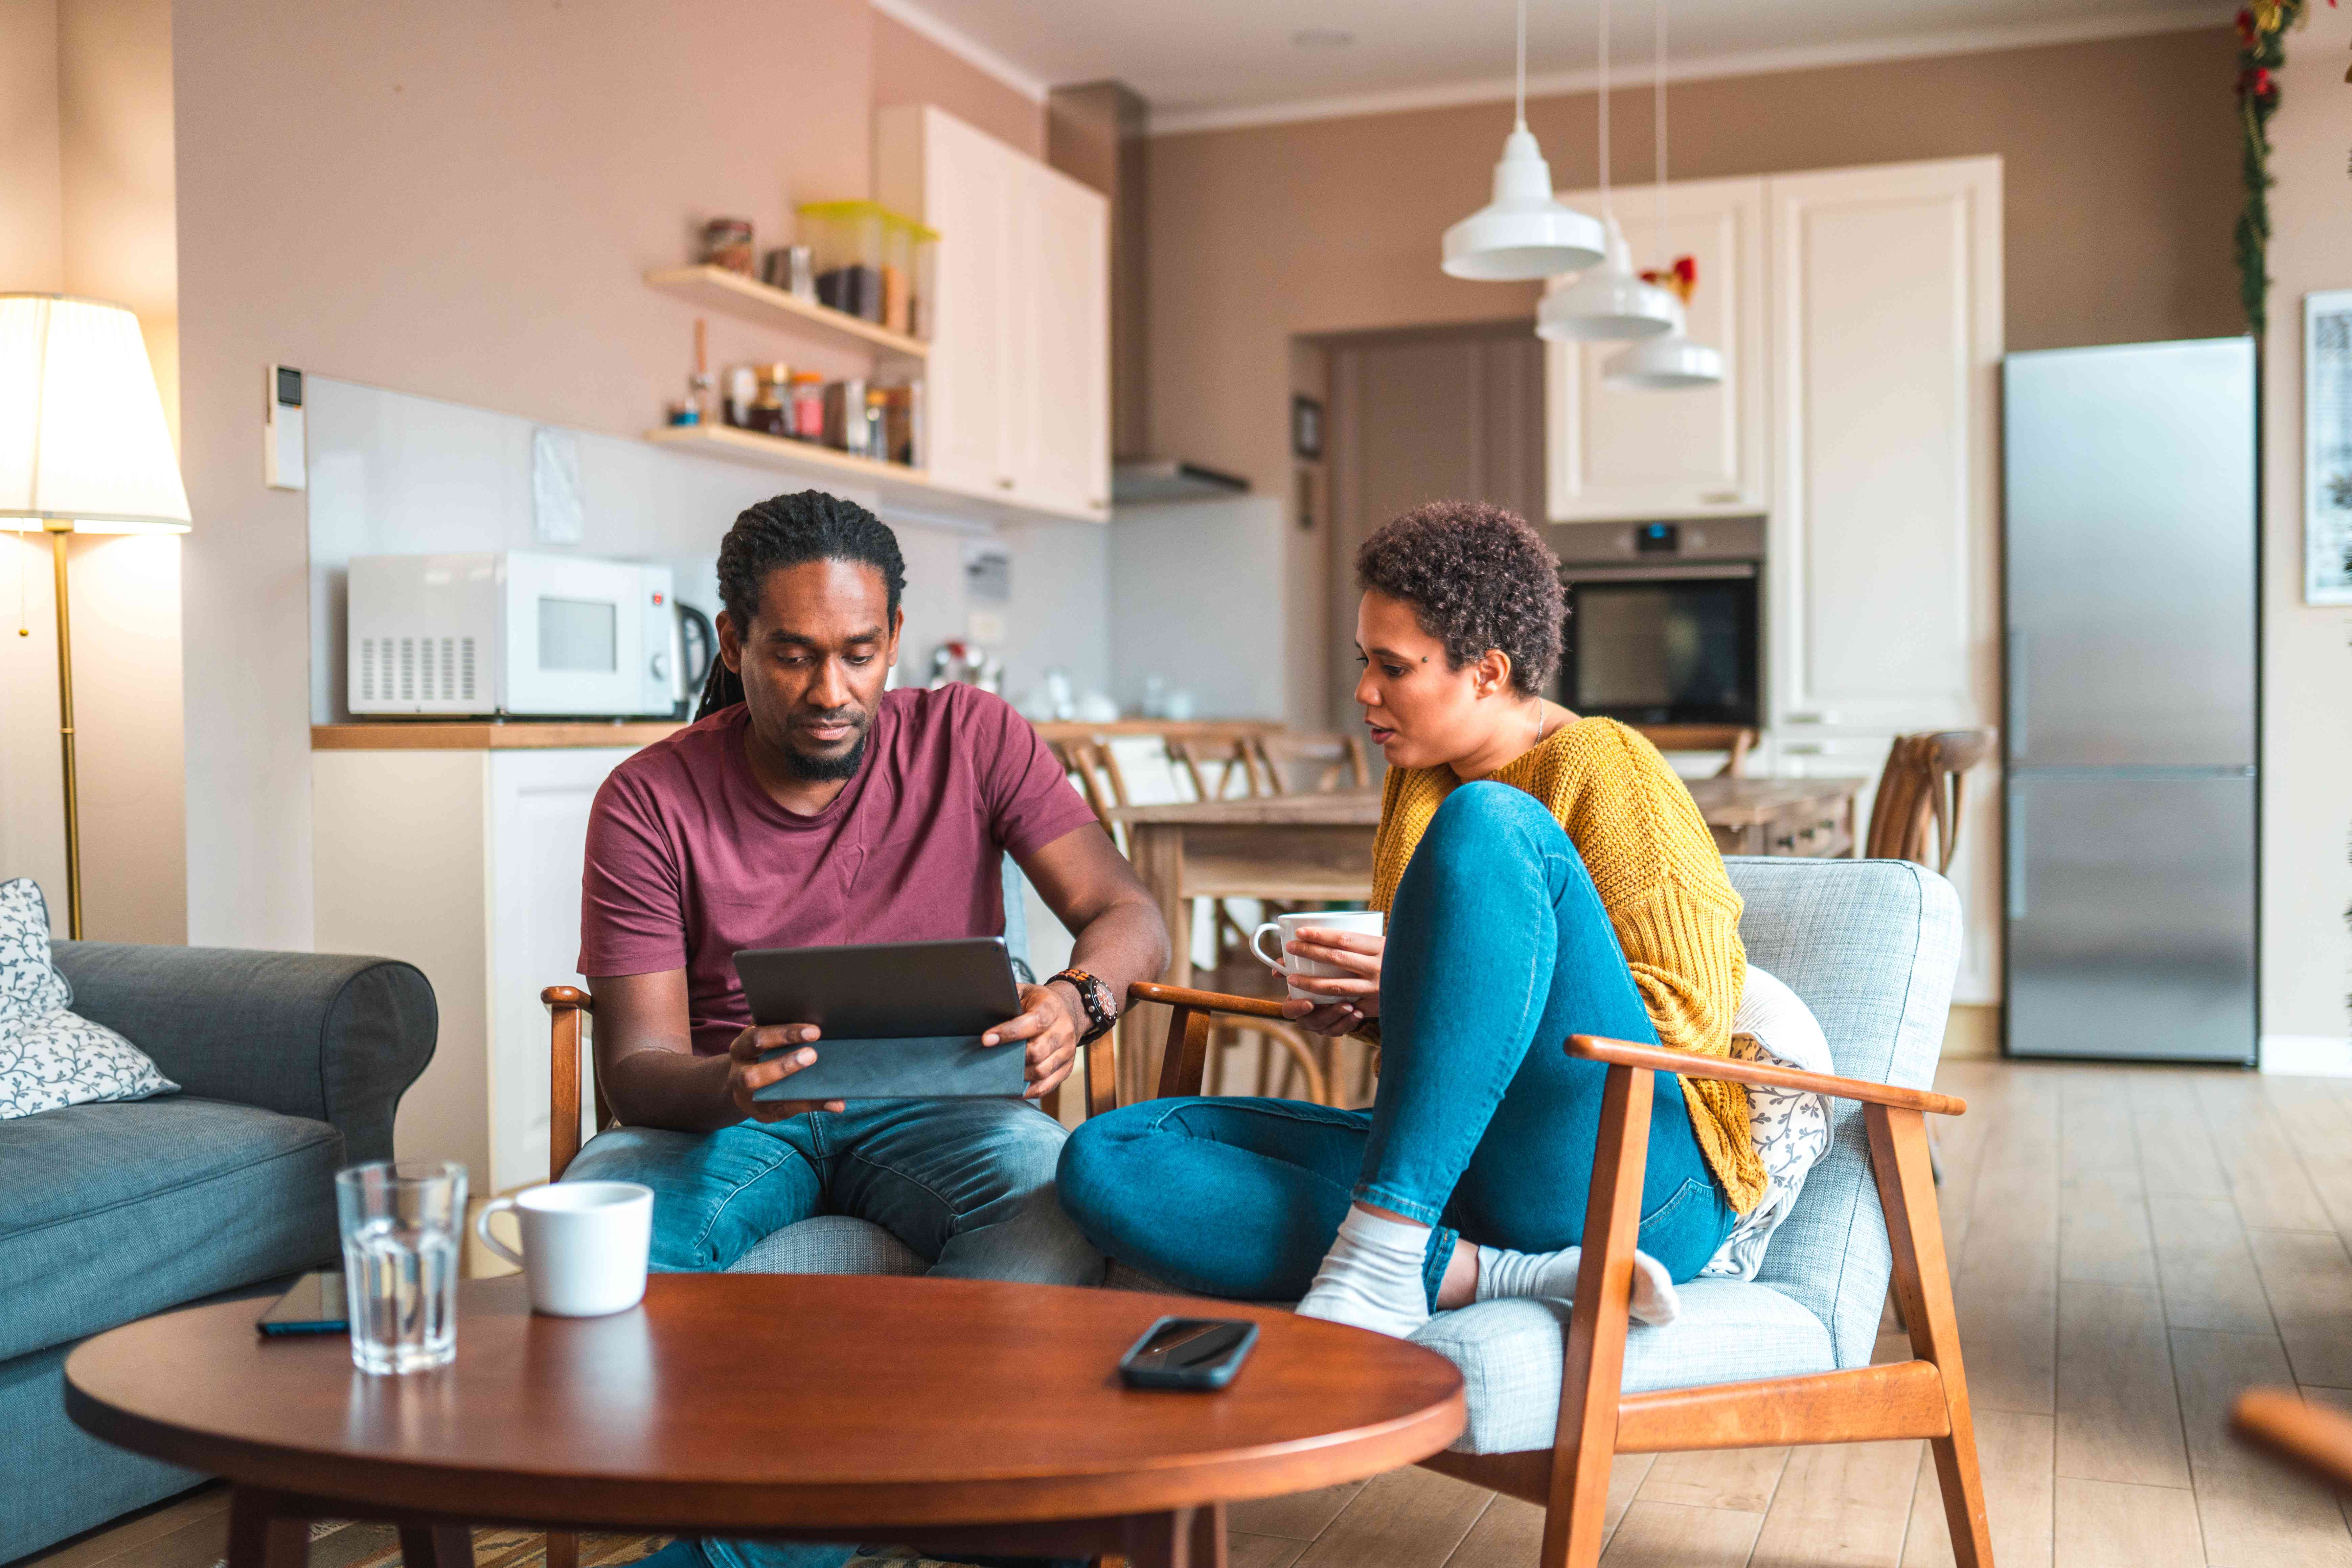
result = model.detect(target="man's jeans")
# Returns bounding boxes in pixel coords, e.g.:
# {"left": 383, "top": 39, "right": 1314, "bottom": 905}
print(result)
{"left": 568, "top": 1098, "right": 1102, "bottom": 1568}
{"left": 566, "top": 1096, "right": 1102, "bottom": 1282}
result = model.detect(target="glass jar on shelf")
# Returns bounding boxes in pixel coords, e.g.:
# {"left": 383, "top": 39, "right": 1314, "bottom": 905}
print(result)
{"left": 787, "top": 371, "right": 827, "bottom": 442}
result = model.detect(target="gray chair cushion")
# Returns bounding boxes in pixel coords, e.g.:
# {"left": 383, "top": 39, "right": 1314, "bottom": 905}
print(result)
{"left": 726, "top": 1214, "right": 926, "bottom": 1276}
{"left": 1414, "top": 1280, "right": 1840, "bottom": 1454}
{"left": 0, "top": 1097, "right": 341, "bottom": 1360}
{"left": 1727, "top": 858, "right": 1960, "bottom": 1372}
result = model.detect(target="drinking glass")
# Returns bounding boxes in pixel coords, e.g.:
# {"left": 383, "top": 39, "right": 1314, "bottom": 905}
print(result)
{"left": 335, "top": 1160, "right": 466, "bottom": 1374}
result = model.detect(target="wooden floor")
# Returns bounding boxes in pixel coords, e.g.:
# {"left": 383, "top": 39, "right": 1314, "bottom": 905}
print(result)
{"left": 25, "top": 1059, "right": 2352, "bottom": 1568}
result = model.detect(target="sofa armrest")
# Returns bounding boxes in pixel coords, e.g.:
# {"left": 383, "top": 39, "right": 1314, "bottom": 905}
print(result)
{"left": 1565, "top": 1034, "right": 1967, "bottom": 1116}
{"left": 50, "top": 941, "right": 437, "bottom": 1165}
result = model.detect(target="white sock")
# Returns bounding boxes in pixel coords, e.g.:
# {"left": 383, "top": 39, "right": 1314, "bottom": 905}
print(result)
{"left": 1474, "top": 1243, "right": 1684, "bottom": 1325}
{"left": 1295, "top": 1207, "right": 1434, "bottom": 1339}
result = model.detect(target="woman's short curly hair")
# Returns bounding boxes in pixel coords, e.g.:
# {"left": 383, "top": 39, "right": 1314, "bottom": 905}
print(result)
{"left": 1355, "top": 501, "right": 1565, "bottom": 697}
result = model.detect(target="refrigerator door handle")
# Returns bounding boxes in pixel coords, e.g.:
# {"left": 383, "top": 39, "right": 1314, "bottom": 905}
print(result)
{"left": 2006, "top": 783, "right": 2026, "bottom": 921}
{"left": 2006, "top": 628, "right": 2026, "bottom": 761}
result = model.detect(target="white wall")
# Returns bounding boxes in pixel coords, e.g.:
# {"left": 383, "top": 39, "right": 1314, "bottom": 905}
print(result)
{"left": 1109, "top": 496, "right": 1290, "bottom": 720}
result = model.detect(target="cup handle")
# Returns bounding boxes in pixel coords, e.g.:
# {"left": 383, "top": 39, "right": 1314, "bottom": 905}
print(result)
{"left": 474, "top": 1196, "right": 525, "bottom": 1271}
{"left": 1251, "top": 922, "right": 1286, "bottom": 971}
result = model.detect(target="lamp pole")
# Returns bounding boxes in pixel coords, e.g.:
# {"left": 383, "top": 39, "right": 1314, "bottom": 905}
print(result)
{"left": 46, "top": 520, "right": 81, "bottom": 940}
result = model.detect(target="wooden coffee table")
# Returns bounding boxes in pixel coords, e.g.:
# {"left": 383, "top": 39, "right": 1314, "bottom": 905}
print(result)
{"left": 64, "top": 1273, "right": 1465, "bottom": 1568}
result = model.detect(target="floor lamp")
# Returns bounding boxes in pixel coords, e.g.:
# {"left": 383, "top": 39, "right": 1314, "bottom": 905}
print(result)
{"left": 1, "top": 295, "right": 191, "bottom": 940}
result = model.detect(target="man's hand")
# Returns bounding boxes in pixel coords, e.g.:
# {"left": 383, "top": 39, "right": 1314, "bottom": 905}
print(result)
{"left": 726, "top": 1023, "right": 848, "bottom": 1122}
{"left": 982, "top": 982, "right": 1081, "bottom": 1101}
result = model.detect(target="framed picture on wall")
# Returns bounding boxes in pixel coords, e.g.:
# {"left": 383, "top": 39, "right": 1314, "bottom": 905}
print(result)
{"left": 1292, "top": 395, "right": 1324, "bottom": 461}
{"left": 2306, "top": 289, "right": 2352, "bottom": 605}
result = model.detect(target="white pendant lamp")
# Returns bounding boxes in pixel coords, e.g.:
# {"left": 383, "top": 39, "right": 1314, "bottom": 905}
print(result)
{"left": 1534, "top": 0, "right": 1679, "bottom": 341}
{"left": 1441, "top": 0, "right": 1605, "bottom": 280}
{"left": 1601, "top": 0, "right": 1723, "bottom": 388}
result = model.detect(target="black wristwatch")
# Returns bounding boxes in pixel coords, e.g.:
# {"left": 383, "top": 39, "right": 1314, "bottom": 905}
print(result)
{"left": 1049, "top": 968, "right": 1119, "bottom": 1045}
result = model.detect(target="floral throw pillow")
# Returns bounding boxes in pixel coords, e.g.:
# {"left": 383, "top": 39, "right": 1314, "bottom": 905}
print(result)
{"left": 0, "top": 877, "right": 178, "bottom": 1119}
{"left": 1700, "top": 963, "right": 1834, "bottom": 1281}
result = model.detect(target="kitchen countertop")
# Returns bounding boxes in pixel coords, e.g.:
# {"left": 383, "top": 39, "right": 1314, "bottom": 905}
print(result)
{"left": 312, "top": 722, "right": 687, "bottom": 750}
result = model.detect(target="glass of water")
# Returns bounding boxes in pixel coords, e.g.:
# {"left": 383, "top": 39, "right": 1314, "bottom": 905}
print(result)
{"left": 335, "top": 1160, "right": 466, "bottom": 1374}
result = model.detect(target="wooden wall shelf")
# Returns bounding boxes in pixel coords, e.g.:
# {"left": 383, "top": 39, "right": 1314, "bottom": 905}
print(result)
{"left": 644, "top": 265, "right": 928, "bottom": 359}
{"left": 644, "top": 423, "right": 920, "bottom": 486}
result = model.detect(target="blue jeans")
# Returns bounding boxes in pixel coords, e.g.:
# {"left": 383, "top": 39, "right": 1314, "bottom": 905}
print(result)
{"left": 567, "top": 1096, "right": 1103, "bottom": 1282}
{"left": 1058, "top": 782, "right": 1737, "bottom": 1307}
{"left": 572, "top": 1099, "right": 1101, "bottom": 1568}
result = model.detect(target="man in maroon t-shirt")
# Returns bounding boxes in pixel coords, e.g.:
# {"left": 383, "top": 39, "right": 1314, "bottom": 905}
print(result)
{"left": 566, "top": 492, "right": 1167, "bottom": 1295}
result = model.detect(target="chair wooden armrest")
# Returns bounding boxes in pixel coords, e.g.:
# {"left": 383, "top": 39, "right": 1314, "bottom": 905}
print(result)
{"left": 1565, "top": 1035, "right": 1968, "bottom": 1117}
{"left": 1126, "top": 981, "right": 1304, "bottom": 1102}
{"left": 543, "top": 986, "right": 597, "bottom": 1184}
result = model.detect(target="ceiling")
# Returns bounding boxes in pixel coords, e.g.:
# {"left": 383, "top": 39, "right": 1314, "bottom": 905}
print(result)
{"left": 882, "top": 0, "right": 2217, "bottom": 132}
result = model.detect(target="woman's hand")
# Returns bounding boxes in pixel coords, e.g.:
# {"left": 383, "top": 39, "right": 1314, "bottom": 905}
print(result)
{"left": 1274, "top": 926, "right": 1383, "bottom": 1038}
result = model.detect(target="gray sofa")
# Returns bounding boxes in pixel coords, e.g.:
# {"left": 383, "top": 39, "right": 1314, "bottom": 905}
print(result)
{"left": 0, "top": 942, "right": 436, "bottom": 1564}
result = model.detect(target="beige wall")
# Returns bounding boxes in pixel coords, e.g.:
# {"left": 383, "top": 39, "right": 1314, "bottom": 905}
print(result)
{"left": 873, "top": 9, "right": 1042, "bottom": 160}
{"left": 0, "top": 0, "right": 184, "bottom": 944}
{"left": 2259, "top": 5, "right": 2352, "bottom": 1054}
{"left": 173, "top": 0, "right": 1045, "bottom": 949}
{"left": 1144, "top": 28, "right": 2242, "bottom": 725}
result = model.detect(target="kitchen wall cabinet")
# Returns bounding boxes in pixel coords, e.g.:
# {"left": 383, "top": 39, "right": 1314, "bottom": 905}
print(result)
{"left": 1545, "top": 178, "right": 1768, "bottom": 521}
{"left": 1766, "top": 156, "right": 2002, "bottom": 737}
{"left": 877, "top": 105, "right": 1111, "bottom": 522}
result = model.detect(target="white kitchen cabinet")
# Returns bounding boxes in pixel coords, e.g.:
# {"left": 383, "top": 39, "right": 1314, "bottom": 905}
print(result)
{"left": 877, "top": 105, "right": 1111, "bottom": 522}
{"left": 1765, "top": 157, "right": 2002, "bottom": 734}
{"left": 314, "top": 745, "right": 635, "bottom": 1198}
{"left": 1545, "top": 178, "right": 1767, "bottom": 521}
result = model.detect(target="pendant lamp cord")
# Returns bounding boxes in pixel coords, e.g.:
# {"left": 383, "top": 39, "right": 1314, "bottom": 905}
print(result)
{"left": 1653, "top": 0, "right": 1667, "bottom": 260}
{"left": 1597, "top": 0, "right": 1611, "bottom": 219}
{"left": 1514, "top": 0, "right": 1528, "bottom": 129}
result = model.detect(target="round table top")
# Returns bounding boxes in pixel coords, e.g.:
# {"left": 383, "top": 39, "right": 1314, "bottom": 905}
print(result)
{"left": 65, "top": 1274, "right": 1465, "bottom": 1532}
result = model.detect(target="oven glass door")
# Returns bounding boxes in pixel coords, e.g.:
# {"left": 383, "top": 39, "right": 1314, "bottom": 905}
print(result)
{"left": 502, "top": 554, "right": 652, "bottom": 715}
{"left": 1560, "top": 569, "right": 1759, "bottom": 726}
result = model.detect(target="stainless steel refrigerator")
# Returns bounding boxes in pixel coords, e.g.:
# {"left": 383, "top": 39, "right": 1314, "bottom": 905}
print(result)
{"left": 2003, "top": 338, "right": 2258, "bottom": 1063}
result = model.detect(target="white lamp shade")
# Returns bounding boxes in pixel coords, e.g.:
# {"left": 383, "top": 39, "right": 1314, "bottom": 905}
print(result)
{"left": 1442, "top": 129, "right": 1607, "bottom": 281}
{"left": 1534, "top": 215, "right": 1682, "bottom": 342}
{"left": 1602, "top": 329, "right": 1725, "bottom": 389}
{"left": 0, "top": 294, "right": 190, "bottom": 530}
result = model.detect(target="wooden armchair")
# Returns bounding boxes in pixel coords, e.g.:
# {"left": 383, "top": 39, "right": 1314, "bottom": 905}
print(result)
{"left": 1121, "top": 857, "right": 1986, "bottom": 1568}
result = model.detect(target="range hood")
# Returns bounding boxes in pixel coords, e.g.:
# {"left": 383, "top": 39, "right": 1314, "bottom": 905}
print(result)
{"left": 1111, "top": 458, "right": 1250, "bottom": 506}
{"left": 1049, "top": 83, "right": 1250, "bottom": 510}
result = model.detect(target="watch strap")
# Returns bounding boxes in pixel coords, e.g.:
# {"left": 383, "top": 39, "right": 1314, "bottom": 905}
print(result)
{"left": 1049, "top": 967, "right": 1118, "bottom": 1045}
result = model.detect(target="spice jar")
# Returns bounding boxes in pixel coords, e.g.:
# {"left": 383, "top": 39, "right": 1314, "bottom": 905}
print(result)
{"left": 788, "top": 372, "right": 827, "bottom": 441}
{"left": 701, "top": 217, "right": 755, "bottom": 275}
{"left": 863, "top": 387, "right": 889, "bottom": 462}
{"left": 744, "top": 364, "right": 788, "bottom": 436}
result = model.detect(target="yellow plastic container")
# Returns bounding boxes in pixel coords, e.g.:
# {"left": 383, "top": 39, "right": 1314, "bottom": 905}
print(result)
{"left": 795, "top": 201, "right": 936, "bottom": 335}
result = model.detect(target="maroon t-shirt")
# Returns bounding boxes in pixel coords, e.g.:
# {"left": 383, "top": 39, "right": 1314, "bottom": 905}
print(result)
{"left": 578, "top": 686, "right": 1097, "bottom": 1055}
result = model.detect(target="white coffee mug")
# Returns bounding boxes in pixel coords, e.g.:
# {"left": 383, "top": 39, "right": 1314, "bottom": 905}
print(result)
{"left": 1251, "top": 910, "right": 1386, "bottom": 1002}
{"left": 474, "top": 1181, "right": 653, "bottom": 1317}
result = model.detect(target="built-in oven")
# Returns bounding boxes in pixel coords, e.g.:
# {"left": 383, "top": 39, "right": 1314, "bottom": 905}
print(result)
{"left": 1549, "top": 518, "right": 1762, "bottom": 728}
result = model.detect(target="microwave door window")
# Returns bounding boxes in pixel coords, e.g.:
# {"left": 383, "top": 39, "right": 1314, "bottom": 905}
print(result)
{"left": 539, "top": 596, "right": 618, "bottom": 673}
{"left": 1568, "top": 582, "right": 1756, "bottom": 726}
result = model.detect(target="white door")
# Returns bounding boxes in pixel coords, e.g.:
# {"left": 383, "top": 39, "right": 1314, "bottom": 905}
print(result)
{"left": 882, "top": 107, "right": 1013, "bottom": 499}
{"left": 485, "top": 747, "right": 637, "bottom": 1195}
{"left": 1546, "top": 178, "right": 1766, "bottom": 521}
{"left": 1765, "top": 157, "right": 2002, "bottom": 733}
{"left": 1025, "top": 160, "right": 1111, "bottom": 519}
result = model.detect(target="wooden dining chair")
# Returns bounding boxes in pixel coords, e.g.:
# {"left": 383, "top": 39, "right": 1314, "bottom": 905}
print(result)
{"left": 1865, "top": 729, "right": 1996, "bottom": 875}
{"left": 1107, "top": 858, "right": 1986, "bottom": 1568}
{"left": 1250, "top": 732, "right": 1371, "bottom": 795}
{"left": 1628, "top": 724, "right": 1758, "bottom": 779}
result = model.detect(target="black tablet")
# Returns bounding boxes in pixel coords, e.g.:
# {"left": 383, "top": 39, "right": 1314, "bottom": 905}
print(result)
{"left": 733, "top": 937, "right": 1028, "bottom": 1101}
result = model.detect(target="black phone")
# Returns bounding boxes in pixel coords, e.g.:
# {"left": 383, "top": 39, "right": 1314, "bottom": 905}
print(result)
{"left": 257, "top": 1270, "right": 348, "bottom": 1336}
{"left": 1117, "top": 1316, "right": 1259, "bottom": 1390}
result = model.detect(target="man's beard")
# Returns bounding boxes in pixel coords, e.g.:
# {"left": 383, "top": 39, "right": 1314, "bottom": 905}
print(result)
{"left": 779, "top": 721, "right": 870, "bottom": 781}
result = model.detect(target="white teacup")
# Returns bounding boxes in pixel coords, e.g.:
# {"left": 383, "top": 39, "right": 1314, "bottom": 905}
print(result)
{"left": 474, "top": 1181, "right": 653, "bottom": 1318}
{"left": 1251, "top": 910, "right": 1386, "bottom": 1002}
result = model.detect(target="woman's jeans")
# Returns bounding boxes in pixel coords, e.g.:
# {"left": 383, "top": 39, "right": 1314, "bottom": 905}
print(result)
{"left": 1058, "top": 781, "right": 1737, "bottom": 1308}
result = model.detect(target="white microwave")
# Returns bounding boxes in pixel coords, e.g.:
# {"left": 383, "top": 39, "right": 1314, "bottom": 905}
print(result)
{"left": 348, "top": 551, "right": 682, "bottom": 717}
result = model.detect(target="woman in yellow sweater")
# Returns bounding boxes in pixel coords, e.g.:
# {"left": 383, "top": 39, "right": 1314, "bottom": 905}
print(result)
{"left": 1057, "top": 501, "right": 1757, "bottom": 1338}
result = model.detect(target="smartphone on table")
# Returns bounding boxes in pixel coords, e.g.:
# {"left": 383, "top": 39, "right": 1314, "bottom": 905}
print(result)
{"left": 1117, "top": 1316, "right": 1259, "bottom": 1390}
{"left": 256, "top": 1270, "right": 348, "bottom": 1336}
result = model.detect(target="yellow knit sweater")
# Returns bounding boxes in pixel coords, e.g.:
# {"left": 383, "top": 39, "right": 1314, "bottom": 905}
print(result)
{"left": 1368, "top": 718, "right": 1765, "bottom": 1214}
